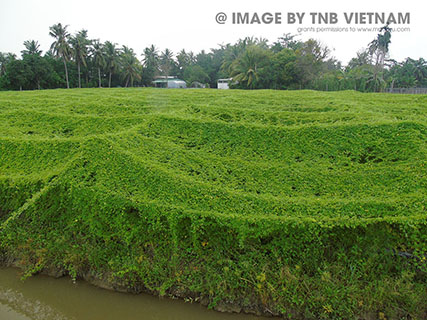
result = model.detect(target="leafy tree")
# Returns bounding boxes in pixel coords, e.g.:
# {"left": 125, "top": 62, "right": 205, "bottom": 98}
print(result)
{"left": 271, "top": 33, "right": 302, "bottom": 53}
{"left": 208, "top": 47, "right": 227, "bottom": 87}
{"left": 0, "top": 53, "right": 16, "bottom": 76}
{"left": 3, "top": 59, "right": 28, "bottom": 90}
{"left": 183, "top": 65, "right": 209, "bottom": 86}
{"left": 271, "top": 49, "right": 299, "bottom": 89}
{"left": 25, "top": 55, "right": 62, "bottom": 90}
{"left": 7, "top": 40, "right": 60, "bottom": 90}
{"left": 1, "top": 22, "right": 426, "bottom": 92}
{"left": 43, "top": 52, "right": 67, "bottom": 88}
{"left": 49, "top": 23, "right": 71, "bottom": 88}
{"left": 294, "top": 39, "right": 330, "bottom": 88}
{"left": 386, "top": 58, "right": 427, "bottom": 88}
{"left": 195, "top": 49, "right": 225, "bottom": 88}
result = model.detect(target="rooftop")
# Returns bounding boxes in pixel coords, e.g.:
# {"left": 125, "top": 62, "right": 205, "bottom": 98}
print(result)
{"left": 153, "top": 78, "right": 186, "bottom": 83}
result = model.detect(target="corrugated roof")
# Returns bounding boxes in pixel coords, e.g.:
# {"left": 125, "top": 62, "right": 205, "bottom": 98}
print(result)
{"left": 153, "top": 79, "right": 185, "bottom": 83}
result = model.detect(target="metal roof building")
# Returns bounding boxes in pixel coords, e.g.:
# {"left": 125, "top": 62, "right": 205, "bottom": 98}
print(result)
{"left": 153, "top": 77, "right": 187, "bottom": 88}
{"left": 217, "top": 78, "right": 232, "bottom": 89}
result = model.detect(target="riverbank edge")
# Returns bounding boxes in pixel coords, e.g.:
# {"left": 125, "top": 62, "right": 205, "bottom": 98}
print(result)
{"left": 0, "top": 254, "right": 277, "bottom": 317}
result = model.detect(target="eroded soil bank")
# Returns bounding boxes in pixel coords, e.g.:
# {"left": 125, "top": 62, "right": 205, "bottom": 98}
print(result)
{"left": 0, "top": 265, "right": 271, "bottom": 320}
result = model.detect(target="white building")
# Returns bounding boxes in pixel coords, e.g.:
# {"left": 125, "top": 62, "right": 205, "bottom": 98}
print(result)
{"left": 153, "top": 76, "right": 187, "bottom": 88}
{"left": 217, "top": 78, "right": 232, "bottom": 89}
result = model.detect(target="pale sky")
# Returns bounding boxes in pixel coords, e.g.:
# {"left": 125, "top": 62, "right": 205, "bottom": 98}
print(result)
{"left": 1, "top": 0, "right": 426, "bottom": 65}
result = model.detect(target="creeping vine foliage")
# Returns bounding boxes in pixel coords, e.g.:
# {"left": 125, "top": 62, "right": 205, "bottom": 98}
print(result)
{"left": 0, "top": 88, "right": 426, "bottom": 318}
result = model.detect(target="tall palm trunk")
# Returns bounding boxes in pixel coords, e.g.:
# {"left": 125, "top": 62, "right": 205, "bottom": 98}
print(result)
{"left": 390, "top": 78, "right": 395, "bottom": 93}
{"left": 109, "top": 71, "right": 112, "bottom": 88}
{"left": 77, "top": 61, "right": 81, "bottom": 88}
{"left": 98, "top": 68, "right": 102, "bottom": 88}
{"left": 125, "top": 75, "right": 129, "bottom": 88}
{"left": 63, "top": 56, "right": 69, "bottom": 89}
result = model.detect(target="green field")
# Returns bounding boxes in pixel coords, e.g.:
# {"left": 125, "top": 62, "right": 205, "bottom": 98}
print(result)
{"left": 0, "top": 88, "right": 426, "bottom": 318}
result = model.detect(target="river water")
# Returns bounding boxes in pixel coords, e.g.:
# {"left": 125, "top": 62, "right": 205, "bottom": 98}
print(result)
{"left": 0, "top": 267, "right": 269, "bottom": 320}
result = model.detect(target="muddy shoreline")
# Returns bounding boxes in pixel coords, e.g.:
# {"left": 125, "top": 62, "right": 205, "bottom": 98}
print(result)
{"left": 0, "top": 255, "right": 277, "bottom": 318}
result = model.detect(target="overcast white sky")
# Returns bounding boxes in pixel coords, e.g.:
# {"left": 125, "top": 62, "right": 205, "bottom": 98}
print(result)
{"left": 0, "top": 0, "right": 426, "bottom": 64}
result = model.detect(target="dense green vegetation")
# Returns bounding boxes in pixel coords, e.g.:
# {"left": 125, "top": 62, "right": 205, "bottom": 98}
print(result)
{"left": 1, "top": 25, "right": 426, "bottom": 91}
{"left": 0, "top": 88, "right": 426, "bottom": 318}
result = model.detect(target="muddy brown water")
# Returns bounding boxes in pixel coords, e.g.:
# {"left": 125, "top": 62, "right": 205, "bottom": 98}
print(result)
{"left": 0, "top": 267, "right": 270, "bottom": 320}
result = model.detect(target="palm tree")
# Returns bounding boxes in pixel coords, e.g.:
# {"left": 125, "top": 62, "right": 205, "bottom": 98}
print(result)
{"left": 91, "top": 40, "right": 105, "bottom": 88}
{"left": 366, "top": 65, "right": 386, "bottom": 92}
{"left": 176, "top": 49, "right": 190, "bottom": 67}
{"left": 21, "top": 40, "right": 42, "bottom": 56}
{"left": 0, "top": 53, "right": 6, "bottom": 76}
{"left": 0, "top": 53, "right": 16, "bottom": 76}
{"left": 367, "top": 24, "right": 392, "bottom": 92}
{"left": 70, "top": 30, "right": 90, "bottom": 88}
{"left": 221, "top": 37, "right": 266, "bottom": 76}
{"left": 187, "top": 51, "right": 197, "bottom": 65}
{"left": 141, "top": 45, "right": 159, "bottom": 86}
{"left": 120, "top": 46, "right": 141, "bottom": 87}
{"left": 104, "top": 41, "right": 119, "bottom": 88}
{"left": 413, "top": 58, "right": 427, "bottom": 83}
{"left": 221, "top": 44, "right": 241, "bottom": 75}
{"left": 176, "top": 49, "right": 195, "bottom": 79}
{"left": 160, "top": 49, "right": 174, "bottom": 88}
{"left": 49, "top": 23, "right": 71, "bottom": 88}
{"left": 347, "top": 50, "right": 370, "bottom": 69}
{"left": 142, "top": 45, "right": 159, "bottom": 69}
{"left": 368, "top": 24, "right": 392, "bottom": 67}
{"left": 230, "top": 45, "right": 269, "bottom": 89}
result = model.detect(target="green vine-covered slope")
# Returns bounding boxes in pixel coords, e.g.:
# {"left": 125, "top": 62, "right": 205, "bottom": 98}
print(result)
{"left": 1, "top": 88, "right": 426, "bottom": 318}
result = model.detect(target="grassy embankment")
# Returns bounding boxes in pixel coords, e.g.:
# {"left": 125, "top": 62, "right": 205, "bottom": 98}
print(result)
{"left": 0, "top": 88, "right": 426, "bottom": 319}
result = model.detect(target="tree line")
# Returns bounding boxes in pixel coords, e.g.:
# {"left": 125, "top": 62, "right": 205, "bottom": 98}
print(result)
{"left": 0, "top": 23, "right": 426, "bottom": 91}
